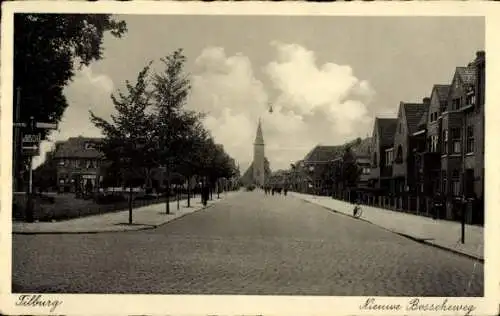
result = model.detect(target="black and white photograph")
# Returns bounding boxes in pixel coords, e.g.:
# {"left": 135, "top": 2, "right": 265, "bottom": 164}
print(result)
{"left": 1, "top": 2, "right": 499, "bottom": 315}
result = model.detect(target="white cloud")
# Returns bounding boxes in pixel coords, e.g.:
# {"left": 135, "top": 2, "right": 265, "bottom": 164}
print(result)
{"left": 33, "top": 66, "right": 114, "bottom": 168}
{"left": 189, "top": 43, "right": 375, "bottom": 172}
{"left": 34, "top": 43, "right": 375, "bottom": 174}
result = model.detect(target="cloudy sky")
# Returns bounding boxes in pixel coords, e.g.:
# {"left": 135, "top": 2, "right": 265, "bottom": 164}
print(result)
{"left": 34, "top": 15, "right": 484, "bottom": 172}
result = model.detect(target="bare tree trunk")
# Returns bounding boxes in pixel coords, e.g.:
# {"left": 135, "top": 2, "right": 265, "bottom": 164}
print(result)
{"left": 177, "top": 185, "right": 180, "bottom": 210}
{"left": 128, "top": 185, "right": 133, "bottom": 224}
{"left": 187, "top": 176, "right": 191, "bottom": 207}
{"left": 165, "top": 165, "right": 170, "bottom": 214}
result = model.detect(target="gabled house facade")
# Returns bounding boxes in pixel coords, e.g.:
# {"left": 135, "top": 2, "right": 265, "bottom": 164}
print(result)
{"left": 413, "top": 84, "right": 450, "bottom": 215}
{"left": 368, "top": 118, "right": 398, "bottom": 195}
{"left": 390, "top": 99, "right": 429, "bottom": 211}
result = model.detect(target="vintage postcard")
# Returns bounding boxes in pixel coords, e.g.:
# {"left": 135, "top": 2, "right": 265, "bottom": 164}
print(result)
{"left": 1, "top": 1, "right": 499, "bottom": 315}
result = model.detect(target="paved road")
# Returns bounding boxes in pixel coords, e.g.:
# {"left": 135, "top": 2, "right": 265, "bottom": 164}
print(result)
{"left": 12, "top": 190, "right": 483, "bottom": 296}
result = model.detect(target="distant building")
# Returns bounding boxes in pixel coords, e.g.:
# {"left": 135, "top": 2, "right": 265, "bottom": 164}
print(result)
{"left": 241, "top": 119, "right": 271, "bottom": 187}
{"left": 52, "top": 136, "right": 104, "bottom": 193}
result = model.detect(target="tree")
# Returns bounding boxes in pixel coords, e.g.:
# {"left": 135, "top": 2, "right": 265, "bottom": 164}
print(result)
{"left": 14, "top": 14, "right": 127, "bottom": 137}
{"left": 151, "top": 49, "right": 194, "bottom": 214}
{"left": 90, "top": 63, "right": 154, "bottom": 224}
{"left": 176, "top": 121, "right": 210, "bottom": 207}
{"left": 13, "top": 14, "right": 127, "bottom": 192}
{"left": 340, "top": 145, "right": 362, "bottom": 202}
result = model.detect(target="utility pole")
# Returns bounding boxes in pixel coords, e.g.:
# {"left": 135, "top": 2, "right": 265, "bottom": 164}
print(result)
{"left": 13, "top": 87, "right": 21, "bottom": 192}
{"left": 14, "top": 115, "right": 57, "bottom": 222}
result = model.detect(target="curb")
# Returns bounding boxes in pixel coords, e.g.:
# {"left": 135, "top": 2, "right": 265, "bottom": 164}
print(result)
{"left": 294, "top": 196, "right": 483, "bottom": 263}
{"left": 12, "top": 202, "right": 218, "bottom": 235}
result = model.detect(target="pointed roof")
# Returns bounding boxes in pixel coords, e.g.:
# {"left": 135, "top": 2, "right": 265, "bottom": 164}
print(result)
{"left": 53, "top": 137, "right": 104, "bottom": 159}
{"left": 376, "top": 118, "right": 398, "bottom": 147}
{"left": 303, "top": 145, "right": 343, "bottom": 163}
{"left": 433, "top": 84, "right": 451, "bottom": 101}
{"left": 456, "top": 66, "right": 477, "bottom": 85}
{"left": 254, "top": 118, "right": 264, "bottom": 145}
{"left": 402, "top": 102, "right": 429, "bottom": 134}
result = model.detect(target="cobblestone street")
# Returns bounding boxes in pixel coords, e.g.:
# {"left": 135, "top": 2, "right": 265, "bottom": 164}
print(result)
{"left": 12, "top": 191, "right": 483, "bottom": 296}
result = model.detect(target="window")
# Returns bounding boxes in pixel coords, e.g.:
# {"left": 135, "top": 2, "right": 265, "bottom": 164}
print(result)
{"left": 430, "top": 135, "right": 438, "bottom": 152}
{"left": 441, "top": 171, "right": 447, "bottom": 194}
{"left": 451, "top": 128, "right": 461, "bottom": 153}
{"left": 466, "top": 94, "right": 476, "bottom": 106}
{"left": 452, "top": 98, "right": 461, "bottom": 110}
{"left": 442, "top": 129, "right": 448, "bottom": 154}
{"left": 362, "top": 167, "right": 371, "bottom": 175}
{"left": 395, "top": 145, "right": 403, "bottom": 164}
{"left": 58, "top": 160, "right": 65, "bottom": 166}
{"left": 385, "top": 150, "right": 393, "bottom": 166}
{"left": 87, "top": 160, "right": 95, "bottom": 169}
{"left": 440, "top": 101, "right": 447, "bottom": 114}
{"left": 467, "top": 126, "right": 475, "bottom": 153}
{"left": 85, "top": 142, "right": 96, "bottom": 150}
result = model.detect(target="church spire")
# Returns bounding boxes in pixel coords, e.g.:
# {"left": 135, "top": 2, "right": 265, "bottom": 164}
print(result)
{"left": 255, "top": 117, "right": 264, "bottom": 145}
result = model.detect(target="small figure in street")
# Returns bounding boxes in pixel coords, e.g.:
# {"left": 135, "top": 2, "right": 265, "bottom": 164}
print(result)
{"left": 272, "top": 187, "right": 275, "bottom": 196}
{"left": 202, "top": 183, "right": 209, "bottom": 207}
{"left": 284, "top": 187, "right": 288, "bottom": 196}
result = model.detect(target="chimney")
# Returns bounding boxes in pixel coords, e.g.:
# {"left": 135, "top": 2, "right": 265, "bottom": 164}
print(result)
{"left": 476, "top": 50, "right": 485, "bottom": 60}
{"left": 422, "top": 97, "right": 431, "bottom": 105}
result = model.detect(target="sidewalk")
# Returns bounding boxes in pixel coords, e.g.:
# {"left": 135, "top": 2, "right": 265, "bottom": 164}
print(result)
{"left": 290, "top": 192, "right": 483, "bottom": 261}
{"left": 13, "top": 191, "right": 240, "bottom": 234}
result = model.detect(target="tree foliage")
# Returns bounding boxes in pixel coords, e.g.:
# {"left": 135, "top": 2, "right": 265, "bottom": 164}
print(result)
{"left": 14, "top": 14, "right": 127, "bottom": 137}
{"left": 90, "top": 49, "right": 238, "bottom": 196}
{"left": 90, "top": 63, "right": 155, "bottom": 187}
{"left": 341, "top": 145, "right": 361, "bottom": 188}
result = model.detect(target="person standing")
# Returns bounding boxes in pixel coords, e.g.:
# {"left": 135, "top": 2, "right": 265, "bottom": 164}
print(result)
{"left": 202, "top": 182, "right": 209, "bottom": 207}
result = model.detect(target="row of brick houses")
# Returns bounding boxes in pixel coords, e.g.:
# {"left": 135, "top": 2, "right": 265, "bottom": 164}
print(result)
{"left": 367, "top": 51, "right": 485, "bottom": 224}
{"left": 284, "top": 51, "right": 484, "bottom": 225}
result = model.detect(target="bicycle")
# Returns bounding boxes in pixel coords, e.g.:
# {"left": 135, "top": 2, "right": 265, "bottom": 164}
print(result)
{"left": 352, "top": 204, "right": 363, "bottom": 218}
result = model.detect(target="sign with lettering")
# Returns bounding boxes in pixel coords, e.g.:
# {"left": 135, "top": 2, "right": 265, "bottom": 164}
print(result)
{"left": 22, "top": 134, "right": 40, "bottom": 144}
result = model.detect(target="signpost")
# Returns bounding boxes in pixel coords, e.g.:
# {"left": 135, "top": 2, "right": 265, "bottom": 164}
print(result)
{"left": 14, "top": 115, "right": 58, "bottom": 222}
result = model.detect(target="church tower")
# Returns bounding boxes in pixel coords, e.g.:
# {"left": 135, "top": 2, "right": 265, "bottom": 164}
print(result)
{"left": 253, "top": 118, "right": 266, "bottom": 187}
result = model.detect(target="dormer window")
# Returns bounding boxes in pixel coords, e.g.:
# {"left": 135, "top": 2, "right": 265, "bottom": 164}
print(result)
{"left": 85, "top": 142, "right": 95, "bottom": 150}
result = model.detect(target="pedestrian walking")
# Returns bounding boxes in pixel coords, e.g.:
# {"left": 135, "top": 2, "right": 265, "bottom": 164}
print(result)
{"left": 202, "top": 183, "right": 209, "bottom": 207}
{"left": 284, "top": 187, "right": 288, "bottom": 196}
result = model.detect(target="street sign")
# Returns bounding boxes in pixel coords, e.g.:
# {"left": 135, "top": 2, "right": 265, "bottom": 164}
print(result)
{"left": 36, "top": 122, "right": 58, "bottom": 129}
{"left": 22, "top": 145, "right": 39, "bottom": 156}
{"left": 23, "top": 133, "right": 41, "bottom": 144}
{"left": 13, "top": 122, "right": 58, "bottom": 129}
